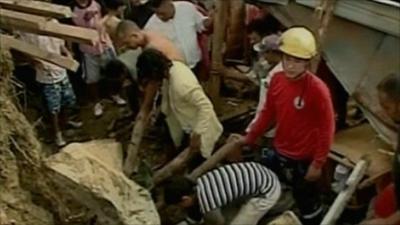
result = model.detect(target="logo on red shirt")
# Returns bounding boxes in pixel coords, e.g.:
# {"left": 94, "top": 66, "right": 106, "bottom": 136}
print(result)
{"left": 294, "top": 96, "right": 305, "bottom": 110}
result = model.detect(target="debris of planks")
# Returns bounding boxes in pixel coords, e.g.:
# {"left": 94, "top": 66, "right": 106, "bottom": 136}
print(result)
{"left": 0, "top": 0, "right": 72, "bottom": 18}
{"left": 0, "top": 9, "right": 99, "bottom": 45}
{"left": 1, "top": 34, "right": 79, "bottom": 71}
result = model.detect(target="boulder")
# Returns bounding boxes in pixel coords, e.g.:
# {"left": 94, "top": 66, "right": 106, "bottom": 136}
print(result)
{"left": 45, "top": 139, "right": 160, "bottom": 225}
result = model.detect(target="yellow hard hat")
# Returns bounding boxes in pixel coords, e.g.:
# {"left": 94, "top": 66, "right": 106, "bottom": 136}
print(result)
{"left": 279, "top": 27, "right": 317, "bottom": 59}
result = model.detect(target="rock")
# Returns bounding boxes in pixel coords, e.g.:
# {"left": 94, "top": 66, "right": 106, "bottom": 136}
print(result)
{"left": 0, "top": 147, "right": 54, "bottom": 225}
{"left": 45, "top": 139, "right": 160, "bottom": 225}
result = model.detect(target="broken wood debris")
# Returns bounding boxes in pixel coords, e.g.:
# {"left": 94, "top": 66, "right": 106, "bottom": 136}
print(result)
{"left": 321, "top": 159, "right": 369, "bottom": 225}
{"left": 189, "top": 140, "right": 240, "bottom": 180}
{"left": 0, "top": 8, "right": 46, "bottom": 30}
{"left": 0, "top": 0, "right": 72, "bottom": 18}
{"left": 0, "top": 9, "right": 99, "bottom": 45}
{"left": 1, "top": 34, "right": 79, "bottom": 71}
{"left": 153, "top": 147, "right": 196, "bottom": 185}
{"left": 123, "top": 118, "right": 146, "bottom": 176}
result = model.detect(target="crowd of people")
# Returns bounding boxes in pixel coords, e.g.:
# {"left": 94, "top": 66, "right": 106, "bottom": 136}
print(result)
{"left": 13, "top": 0, "right": 399, "bottom": 224}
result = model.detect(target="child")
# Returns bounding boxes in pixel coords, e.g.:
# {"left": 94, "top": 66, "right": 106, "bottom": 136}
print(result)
{"left": 73, "top": 0, "right": 125, "bottom": 117}
{"left": 20, "top": 32, "right": 81, "bottom": 147}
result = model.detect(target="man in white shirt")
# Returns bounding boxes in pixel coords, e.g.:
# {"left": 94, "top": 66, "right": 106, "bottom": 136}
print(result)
{"left": 145, "top": 0, "right": 211, "bottom": 69}
{"left": 246, "top": 34, "right": 282, "bottom": 138}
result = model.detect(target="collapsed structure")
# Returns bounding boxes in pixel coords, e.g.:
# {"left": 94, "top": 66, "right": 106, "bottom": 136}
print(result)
{"left": 0, "top": 1, "right": 160, "bottom": 224}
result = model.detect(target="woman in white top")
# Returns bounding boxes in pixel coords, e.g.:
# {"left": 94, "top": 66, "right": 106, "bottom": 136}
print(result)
{"left": 136, "top": 48, "right": 223, "bottom": 158}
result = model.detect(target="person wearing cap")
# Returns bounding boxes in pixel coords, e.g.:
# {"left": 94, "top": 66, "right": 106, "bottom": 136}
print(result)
{"left": 229, "top": 26, "right": 335, "bottom": 224}
{"left": 246, "top": 34, "right": 283, "bottom": 138}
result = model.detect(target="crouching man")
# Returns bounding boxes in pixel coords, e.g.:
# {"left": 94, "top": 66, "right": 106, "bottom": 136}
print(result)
{"left": 163, "top": 162, "right": 281, "bottom": 225}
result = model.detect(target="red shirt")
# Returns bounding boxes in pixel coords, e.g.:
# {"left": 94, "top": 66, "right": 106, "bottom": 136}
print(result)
{"left": 245, "top": 71, "right": 335, "bottom": 168}
{"left": 375, "top": 183, "right": 398, "bottom": 219}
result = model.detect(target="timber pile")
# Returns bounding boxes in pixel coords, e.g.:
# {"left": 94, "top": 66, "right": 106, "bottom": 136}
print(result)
{"left": 0, "top": 0, "right": 99, "bottom": 72}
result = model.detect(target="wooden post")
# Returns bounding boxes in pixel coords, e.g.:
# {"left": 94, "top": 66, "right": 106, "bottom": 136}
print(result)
{"left": 0, "top": 9, "right": 99, "bottom": 45}
{"left": 123, "top": 119, "right": 145, "bottom": 176}
{"left": 1, "top": 34, "right": 79, "bottom": 71}
{"left": 224, "top": 0, "right": 246, "bottom": 60}
{"left": 188, "top": 141, "right": 239, "bottom": 180}
{"left": 311, "top": 0, "right": 337, "bottom": 73}
{"left": 207, "top": 0, "right": 229, "bottom": 105}
{"left": 0, "top": 0, "right": 72, "bottom": 18}
{"left": 153, "top": 147, "right": 196, "bottom": 185}
{"left": 321, "top": 159, "right": 369, "bottom": 225}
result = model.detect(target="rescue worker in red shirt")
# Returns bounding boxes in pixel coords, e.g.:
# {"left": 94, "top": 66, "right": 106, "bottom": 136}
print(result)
{"left": 229, "top": 26, "right": 335, "bottom": 224}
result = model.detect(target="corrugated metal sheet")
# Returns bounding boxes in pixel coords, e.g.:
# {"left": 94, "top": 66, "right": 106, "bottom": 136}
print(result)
{"left": 296, "top": 0, "right": 400, "bottom": 37}
{"left": 268, "top": 2, "right": 399, "bottom": 147}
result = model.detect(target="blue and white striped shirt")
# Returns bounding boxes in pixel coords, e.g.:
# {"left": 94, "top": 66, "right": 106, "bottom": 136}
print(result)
{"left": 196, "top": 162, "right": 279, "bottom": 214}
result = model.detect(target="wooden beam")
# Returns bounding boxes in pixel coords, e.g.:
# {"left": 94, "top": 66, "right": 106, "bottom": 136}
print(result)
{"left": 189, "top": 141, "right": 240, "bottom": 180}
{"left": 0, "top": 9, "right": 99, "bottom": 45}
{"left": 43, "top": 22, "right": 99, "bottom": 46}
{"left": 311, "top": 0, "right": 337, "bottom": 72}
{"left": 1, "top": 34, "right": 79, "bottom": 71}
{"left": 0, "top": 8, "right": 47, "bottom": 30}
{"left": 123, "top": 119, "right": 146, "bottom": 176}
{"left": 153, "top": 147, "right": 196, "bottom": 185}
{"left": 206, "top": 0, "right": 229, "bottom": 104}
{"left": 0, "top": 0, "right": 72, "bottom": 18}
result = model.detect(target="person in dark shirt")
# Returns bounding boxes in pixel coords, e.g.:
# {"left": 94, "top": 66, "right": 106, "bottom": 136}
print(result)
{"left": 361, "top": 73, "right": 400, "bottom": 225}
{"left": 124, "top": 0, "right": 153, "bottom": 28}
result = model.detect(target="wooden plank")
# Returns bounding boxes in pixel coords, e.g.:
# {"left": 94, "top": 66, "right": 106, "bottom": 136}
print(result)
{"left": 0, "top": 9, "right": 99, "bottom": 45}
{"left": 43, "top": 22, "right": 99, "bottom": 45}
{"left": 189, "top": 141, "right": 240, "bottom": 180}
{"left": 0, "top": 0, "right": 72, "bottom": 18}
{"left": 153, "top": 147, "right": 196, "bottom": 185}
{"left": 0, "top": 8, "right": 46, "bottom": 30}
{"left": 330, "top": 124, "right": 392, "bottom": 180}
{"left": 1, "top": 34, "right": 79, "bottom": 71}
{"left": 123, "top": 119, "right": 146, "bottom": 176}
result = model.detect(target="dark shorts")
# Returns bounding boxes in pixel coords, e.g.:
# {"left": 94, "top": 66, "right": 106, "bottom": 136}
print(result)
{"left": 42, "top": 77, "right": 76, "bottom": 114}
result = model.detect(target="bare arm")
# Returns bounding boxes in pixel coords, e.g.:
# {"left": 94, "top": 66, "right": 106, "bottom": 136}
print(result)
{"left": 60, "top": 45, "right": 72, "bottom": 59}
